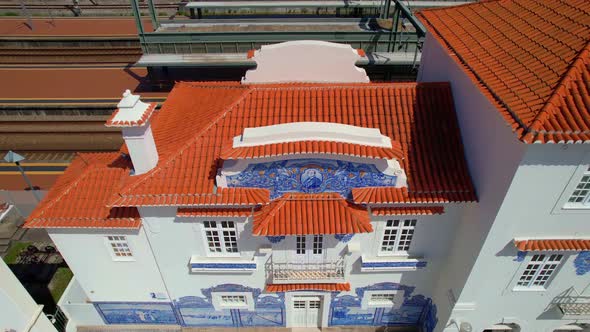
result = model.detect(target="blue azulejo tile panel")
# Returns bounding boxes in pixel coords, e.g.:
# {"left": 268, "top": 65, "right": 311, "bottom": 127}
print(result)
{"left": 180, "top": 308, "right": 234, "bottom": 326}
{"left": 238, "top": 307, "right": 284, "bottom": 326}
{"left": 226, "top": 159, "right": 397, "bottom": 199}
{"left": 419, "top": 299, "right": 437, "bottom": 332}
{"left": 329, "top": 282, "right": 435, "bottom": 329}
{"left": 95, "top": 302, "right": 178, "bottom": 325}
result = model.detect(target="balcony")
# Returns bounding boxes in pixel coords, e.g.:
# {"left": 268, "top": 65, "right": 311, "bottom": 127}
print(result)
{"left": 553, "top": 288, "right": 590, "bottom": 319}
{"left": 265, "top": 256, "right": 345, "bottom": 283}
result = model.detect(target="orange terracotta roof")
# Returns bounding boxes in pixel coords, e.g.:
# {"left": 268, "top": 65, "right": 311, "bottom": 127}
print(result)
{"left": 353, "top": 187, "right": 474, "bottom": 204}
{"left": 24, "top": 153, "right": 141, "bottom": 229}
{"left": 252, "top": 193, "right": 372, "bottom": 236}
{"left": 514, "top": 239, "right": 590, "bottom": 252}
{"left": 371, "top": 206, "right": 444, "bottom": 216}
{"left": 105, "top": 103, "right": 158, "bottom": 127}
{"left": 220, "top": 140, "right": 404, "bottom": 160}
{"left": 266, "top": 283, "right": 351, "bottom": 293}
{"left": 418, "top": 0, "right": 590, "bottom": 143}
{"left": 177, "top": 207, "right": 254, "bottom": 217}
{"left": 28, "top": 81, "right": 475, "bottom": 228}
{"left": 116, "top": 82, "right": 474, "bottom": 206}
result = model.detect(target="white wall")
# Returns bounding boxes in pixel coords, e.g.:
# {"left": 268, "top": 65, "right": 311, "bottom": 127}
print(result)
{"left": 418, "top": 33, "right": 527, "bottom": 331}
{"left": 451, "top": 144, "right": 590, "bottom": 332}
{"left": 419, "top": 33, "right": 590, "bottom": 331}
{"left": 0, "top": 257, "right": 56, "bottom": 331}
{"left": 48, "top": 227, "right": 167, "bottom": 303}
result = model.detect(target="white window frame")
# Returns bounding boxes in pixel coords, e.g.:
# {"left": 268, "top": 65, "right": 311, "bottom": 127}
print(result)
{"left": 361, "top": 290, "right": 403, "bottom": 309}
{"left": 514, "top": 253, "right": 564, "bottom": 291}
{"left": 104, "top": 235, "right": 134, "bottom": 262}
{"left": 313, "top": 235, "right": 324, "bottom": 254}
{"left": 564, "top": 165, "right": 590, "bottom": 209}
{"left": 212, "top": 292, "right": 254, "bottom": 310}
{"left": 378, "top": 219, "right": 417, "bottom": 256}
{"left": 201, "top": 220, "right": 240, "bottom": 257}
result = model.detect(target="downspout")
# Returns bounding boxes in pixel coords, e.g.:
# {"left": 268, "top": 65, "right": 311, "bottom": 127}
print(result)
{"left": 141, "top": 220, "right": 174, "bottom": 304}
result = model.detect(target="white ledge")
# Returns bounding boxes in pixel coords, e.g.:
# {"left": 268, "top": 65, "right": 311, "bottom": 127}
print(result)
{"left": 189, "top": 255, "right": 257, "bottom": 273}
{"left": 360, "top": 255, "right": 427, "bottom": 272}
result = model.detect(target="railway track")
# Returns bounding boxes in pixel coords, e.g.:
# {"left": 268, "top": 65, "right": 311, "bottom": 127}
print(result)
{"left": 0, "top": 46, "right": 142, "bottom": 64}
{"left": 0, "top": 3, "right": 179, "bottom": 10}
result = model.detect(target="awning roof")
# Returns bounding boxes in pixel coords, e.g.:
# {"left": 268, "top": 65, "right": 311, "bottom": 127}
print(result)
{"left": 253, "top": 192, "right": 372, "bottom": 236}
{"left": 514, "top": 239, "right": 590, "bottom": 252}
{"left": 266, "top": 283, "right": 350, "bottom": 292}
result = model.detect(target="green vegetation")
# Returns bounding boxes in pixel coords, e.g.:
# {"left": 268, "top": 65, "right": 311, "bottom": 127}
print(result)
{"left": 3, "top": 242, "right": 32, "bottom": 264}
{"left": 1, "top": 12, "right": 19, "bottom": 16}
{"left": 49, "top": 267, "right": 73, "bottom": 303}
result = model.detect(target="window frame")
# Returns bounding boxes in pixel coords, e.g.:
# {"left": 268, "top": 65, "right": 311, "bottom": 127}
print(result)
{"left": 201, "top": 220, "right": 240, "bottom": 257}
{"left": 212, "top": 292, "right": 254, "bottom": 310}
{"left": 564, "top": 165, "right": 590, "bottom": 209}
{"left": 104, "top": 235, "right": 134, "bottom": 262}
{"left": 378, "top": 218, "right": 417, "bottom": 256}
{"left": 514, "top": 253, "right": 564, "bottom": 291}
{"left": 361, "top": 290, "right": 402, "bottom": 309}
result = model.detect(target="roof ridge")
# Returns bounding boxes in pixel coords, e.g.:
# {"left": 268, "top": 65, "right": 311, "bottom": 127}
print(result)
{"left": 525, "top": 41, "right": 590, "bottom": 140}
{"left": 114, "top": 87, "right": 254, "bottom": 200}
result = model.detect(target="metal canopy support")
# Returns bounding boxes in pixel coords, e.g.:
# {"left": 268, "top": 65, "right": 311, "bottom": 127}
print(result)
{"left": 393, "top": 0, "right": 426, "bottom": 38}
{"left": 146, "top": 0, "right": 159, "bottom": 30}
{"left": 130, "top": 0, "right": 145, "bottom": 36}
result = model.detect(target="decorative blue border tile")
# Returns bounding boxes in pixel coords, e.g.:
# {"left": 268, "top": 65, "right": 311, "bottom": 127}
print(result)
{"left": 190, "top": 263, "right": 257, "bottom": 270}
{"left": 361, "top": 260, "right": 427, "bottom": 269}
{"left": 574, "top": 251, "right": 590, "bottom": 275}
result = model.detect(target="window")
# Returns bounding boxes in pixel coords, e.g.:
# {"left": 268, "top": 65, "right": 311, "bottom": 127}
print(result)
{"left": 380, "top": 219, "right": 416, "bottom": 254}
{"left": 313, "top": 235, "right": 323, "bottom": 254}
{"left": 106, "top": 236, "right": 133, "bottom": 260}
{"left": 220, "top": 295, "right": 247, "bottom": 306}
{"left": 212, "top": 292, "right": 253, "bottom": 310}
{"left": 567, "top": 166, "right": 590, "bottom": 207}
{"left": 203, "top": 221, "right": 238, "bottom": 255}
{"left": 369, "top": 293, "right": 396, "bottom": 306}
{"left": 296, "top": 235, "right": 306, "bottom": 254}
{"left": 516, "top": 254, "right": 563, "bottom": 288}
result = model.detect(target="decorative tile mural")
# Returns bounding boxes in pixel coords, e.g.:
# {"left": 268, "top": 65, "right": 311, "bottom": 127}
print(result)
{"left": 175, "top": 284, "right": 285, "bottom": 327}
{"left": 329, "top": 282, "right": 435, "bottom": 328}
{"left": 514, "top": 251, "right": 527, "bottom": 262}
{"left": 335, "top": 234, "right": 354, "bottom": 242}
{"left": 226, "top": 159, "right": 398, "bottom": 199}
{"left": 94, "top": 283, "right": 434, "bottom": 329}
{"left": 95, "top": 302, "right": 178, "bottom": 325}
{"left": 574, "top": 251, "right": 590, "bottom": 275}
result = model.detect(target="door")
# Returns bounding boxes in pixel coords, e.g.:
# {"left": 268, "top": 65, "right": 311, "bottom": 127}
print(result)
{"left": 291, "top": 296, "right": 322, "bottom": 327}
{"left": 292, "top": 235, "right": 325, "bottom": 264}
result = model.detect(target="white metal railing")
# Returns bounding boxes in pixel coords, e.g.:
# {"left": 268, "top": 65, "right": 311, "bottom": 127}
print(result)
{"left": 266, "top": 256, "right": 345, "bottom": 281}
{"left": 558, "top": 296, "right": 590, "bottom": 316}
{"left": 553, "top": 287, "right": 590, "bottom": 316}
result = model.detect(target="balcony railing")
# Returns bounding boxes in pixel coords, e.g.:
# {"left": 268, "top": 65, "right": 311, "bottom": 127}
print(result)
{"left": 558, "top": 297, "right": 590, "bottom": 316}
{"left": 553, "top": 287, "right": 590, "bottom": 317}
{"left": 266, "top": 256, "right": 345, "bottom": 282}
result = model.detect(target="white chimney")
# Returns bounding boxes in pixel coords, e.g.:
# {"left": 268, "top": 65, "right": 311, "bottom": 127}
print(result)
{"left": 105, "top": 90, "right": 159, "bottom": 175}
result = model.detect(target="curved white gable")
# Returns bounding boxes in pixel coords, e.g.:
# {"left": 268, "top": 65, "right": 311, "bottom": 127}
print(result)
{"left": 241, "top": 40, "right": 370, "bottom": 84}
{"left": 233, "top": 122, "right": 392, "bottom": 148}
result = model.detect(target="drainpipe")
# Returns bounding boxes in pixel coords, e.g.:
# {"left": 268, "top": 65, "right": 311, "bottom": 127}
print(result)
{"left": 141, "top": 221, "right": 174, "bottom": 303}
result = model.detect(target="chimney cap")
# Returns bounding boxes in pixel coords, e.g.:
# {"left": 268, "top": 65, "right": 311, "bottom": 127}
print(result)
{"left": 106, "top": 90, "right": 157, "bottom": 128}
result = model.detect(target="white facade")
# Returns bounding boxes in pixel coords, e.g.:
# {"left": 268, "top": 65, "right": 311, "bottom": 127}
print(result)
{"left": 0, "top": 257, "right": 56, "bottom": 332}
{"left": 419, "top": 33, "right": 590, "bottom": 332}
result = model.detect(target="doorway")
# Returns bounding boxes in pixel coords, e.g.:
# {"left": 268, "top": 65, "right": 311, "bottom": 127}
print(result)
{"left": 291, "top": 295, "right": 322, "bottom": 327}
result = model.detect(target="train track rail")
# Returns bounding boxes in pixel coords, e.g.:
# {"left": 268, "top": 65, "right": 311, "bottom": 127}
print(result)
{"left": 0, "top": 3, "right": 179, "bottom": 10}
{"left": 0, "top": 46, "right": 142, "bottom": 64}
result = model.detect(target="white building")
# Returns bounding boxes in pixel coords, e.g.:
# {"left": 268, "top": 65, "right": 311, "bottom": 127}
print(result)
{"left": 0, "top": 257, "right": 56, "bottom": 332}
{"left": 24, "top": 1, "right": 590, "bottom": 330}
{"left": 417, "top": 0, "right": 590, "bottom": 331}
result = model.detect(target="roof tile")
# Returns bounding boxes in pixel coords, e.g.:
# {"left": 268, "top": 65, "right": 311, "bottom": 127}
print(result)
{"left": 514, "top": 239, "right": 590, "bottom": 251}
{"left": 418, "top": 0, "right": 590, "bottom": 143}
{"left": 266, "top": 283, "right": 351, "bottom": 292}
